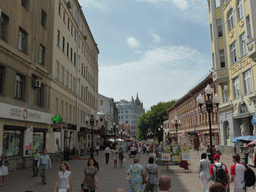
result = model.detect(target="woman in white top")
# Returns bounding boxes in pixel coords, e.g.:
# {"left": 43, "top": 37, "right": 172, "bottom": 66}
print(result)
{"left": 199, "top": 153, "right": 211, "bottom": 192}
{"left": 113, "top": 147, "right": 118, "bottom": 168}
{"left": 54, "top": 161, "right": 73, "bottom": 192}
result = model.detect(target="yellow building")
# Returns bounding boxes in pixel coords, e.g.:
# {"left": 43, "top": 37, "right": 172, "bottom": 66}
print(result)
{"left": 208, "top": 0, "right": 256, "bottom": 153}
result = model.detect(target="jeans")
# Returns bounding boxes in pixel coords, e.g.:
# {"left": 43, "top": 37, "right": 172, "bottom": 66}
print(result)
{"left": 106, "top": 153, "right": 109, "bottom": 164}
{"left": 40, "top": 164, "right": 47, "bottom": 183}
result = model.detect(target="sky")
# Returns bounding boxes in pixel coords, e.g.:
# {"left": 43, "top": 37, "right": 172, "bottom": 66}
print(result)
{"left": 79, "top": 0, "right": 212, "bottom": 111}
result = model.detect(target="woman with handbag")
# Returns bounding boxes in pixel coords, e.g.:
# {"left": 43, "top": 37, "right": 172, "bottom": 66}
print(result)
{"left": 54, "top": 161, "right": 73, "bottom": 192}
{"left": 144, "top": 156, "right": 158, "bottom": 192}
{"left": 81, "top": 158, "right": 99, "bottom": 192}
{"left": 127, "top": 158, "right": 145, "bottom": 192}
{"left": 0, "top": 153, "right": 9, "bottom": 186}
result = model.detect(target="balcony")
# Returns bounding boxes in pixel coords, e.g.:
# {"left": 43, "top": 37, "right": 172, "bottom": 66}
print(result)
{"left": 212, "top": 69, "right": 229, "bottom": 84}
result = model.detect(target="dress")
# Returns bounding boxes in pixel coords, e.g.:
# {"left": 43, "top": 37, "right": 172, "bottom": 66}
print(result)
{"left": 127, "top": 163, "right": 144, "bottom": 192}
{"left": 199, "top": 158, "right": 211, "bottom": 192}
{"left": 0, "top": 158, "right": 9, "bottom": 176}
{"left": 58, "top": 170, "right": 71, "bottom": 189}
{"left": 144, "top": 164, "right": 158, "bottom": 192}
{"left": 83, "top": 166, "right": 98, "bottom": 191}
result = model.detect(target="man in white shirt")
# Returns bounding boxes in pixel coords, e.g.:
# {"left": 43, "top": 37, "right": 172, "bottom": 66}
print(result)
{"left": 230, "top": 153, "right": 247, "bottom": 192}
{"left": 37, "top": 150, "right": 51, "bottom": 184}
{"left": 158, "top": 175, "right": 171, "bottom": 192}
{"left": 105, "top": 146, "right": 110, "bottom": 164}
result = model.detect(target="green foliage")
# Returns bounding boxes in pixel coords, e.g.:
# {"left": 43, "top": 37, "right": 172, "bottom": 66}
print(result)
{"left": 137, "top": 100, "right": 176, "bottom": 140}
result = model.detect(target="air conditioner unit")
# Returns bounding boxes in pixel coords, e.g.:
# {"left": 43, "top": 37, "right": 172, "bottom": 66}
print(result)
{"left": 67, "top": 1, "right": 72, "bottom": 9}
{"left": 33, "top": 79, "right": 41, "bottom": 88}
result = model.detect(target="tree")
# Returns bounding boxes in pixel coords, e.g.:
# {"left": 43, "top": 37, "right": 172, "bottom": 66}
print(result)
{"left": 137, "top": 100, "right": 176, "bottom": 140}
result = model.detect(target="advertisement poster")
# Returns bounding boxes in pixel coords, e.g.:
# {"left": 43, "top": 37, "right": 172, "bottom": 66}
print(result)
{"left": 55, "top": 132, "right": 61, "bottom": 152}
{"left": 163, "top": 146, "right": 171, "bottom": 153}
{"left": 182, "top": 153, "right": 191, "bottom": 160}
{"left": 25, "top": 125, "right": 33, "bottom": 155}
{"left": 162, "top": 153, "right": 171, "bottom": 161}
{"left": 172, "top": 155, "right": 181, "bottom": 162}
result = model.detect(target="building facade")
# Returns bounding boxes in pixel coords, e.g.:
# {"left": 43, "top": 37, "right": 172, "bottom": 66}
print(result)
{"left": 167, "top": 74, "right": 220, "bottom": 149}
{"left": 0, "top": 0, "right": 99, "bottom": 170}
{"left": 208, "top": 0, "right": 256, "bottom": 153}
{"left": 116, "top": 94, "right": 145, "bottom": 137}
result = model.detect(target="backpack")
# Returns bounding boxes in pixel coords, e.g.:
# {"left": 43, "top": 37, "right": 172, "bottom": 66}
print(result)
{"left": 244, "top": 164, "right": 256, "bottom": 187}
{"left": 214, "top": 163, "right": 228, "bottom": 186}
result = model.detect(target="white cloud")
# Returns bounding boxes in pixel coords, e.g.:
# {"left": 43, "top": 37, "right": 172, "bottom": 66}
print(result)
{"left": 140, "top": 0, "right": 189, "bottom": 11}
{"left": 80, "top": 0, "right": 105, "bottom": 11}
{"left": 127, "top": 37, "right": 140, "bottom": 48}
{"left": 99, "top": 45, "right": 211, "bottom": 110}
{"left": 151, "top": 34, "right": 160, "bottom": 43}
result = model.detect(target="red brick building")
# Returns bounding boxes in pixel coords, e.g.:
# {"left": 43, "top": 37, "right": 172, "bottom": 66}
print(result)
{"left": 167, "top": 73, "right": 220, "bottom": 149}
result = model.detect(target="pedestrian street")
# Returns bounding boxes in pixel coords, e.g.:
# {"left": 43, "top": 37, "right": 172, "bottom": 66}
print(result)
{"left": 0, "top": 150, "right": 256, "bottom": 192}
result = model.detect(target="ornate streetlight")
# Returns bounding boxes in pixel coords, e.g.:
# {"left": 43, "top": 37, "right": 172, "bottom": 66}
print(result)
{"left": 147, "top": 131, "right": 153, "bottom": 139}
{"left": 172, "top": 116, "right": 181, "bottom": 144}
{"left": 158, "top": 125, "right": 164, "bottom": 144}
{"left": 85, "top": 110, "right": 99, "bottom": 158}
{"left": 197, "top": 84, "right": 220, "bottom": 164}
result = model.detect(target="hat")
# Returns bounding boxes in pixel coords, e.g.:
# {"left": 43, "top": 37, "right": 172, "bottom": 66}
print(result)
{"left": 213, "top": 154, "right": 220, "bottom": 160}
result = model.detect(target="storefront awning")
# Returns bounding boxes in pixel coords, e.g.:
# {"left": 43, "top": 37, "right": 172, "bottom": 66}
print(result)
{"left": 251, "top": 113, "right": 256, "bottom": 125}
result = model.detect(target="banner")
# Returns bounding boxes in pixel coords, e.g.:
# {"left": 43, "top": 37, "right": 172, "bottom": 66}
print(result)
{"left": 25, "top": 124, "right": 33, "bottom": 155}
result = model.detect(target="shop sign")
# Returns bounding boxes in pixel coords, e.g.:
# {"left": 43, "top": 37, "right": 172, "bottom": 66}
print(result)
{"left": 0, "top": 102, "right": 54, "bottom": 124}
{"left": 52, "top": 125, "right": 62, "bottom": 132}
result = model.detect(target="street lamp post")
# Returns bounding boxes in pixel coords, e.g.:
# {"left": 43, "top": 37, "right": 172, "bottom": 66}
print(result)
{"left": 197, "top": 84, "right": 220, "bottom": 164}
{"left": 158, "top": 125, "right": 164, "bottom": 144}
{"left": 113, "top": 122, "right": 117, "bottom": 140}
{"left": 147, "top": 131, "right": 153, "bottom": 139}
{"left": 85, "top": 110, "right": 99, "bottom": 159}
{"left": 172, "top": 116, "right": 181, "bottom": 144}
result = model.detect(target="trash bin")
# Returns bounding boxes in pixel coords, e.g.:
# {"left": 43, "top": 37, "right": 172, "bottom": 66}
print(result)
{"left": 64, "top": 150, "right": 70, "bottom": 161}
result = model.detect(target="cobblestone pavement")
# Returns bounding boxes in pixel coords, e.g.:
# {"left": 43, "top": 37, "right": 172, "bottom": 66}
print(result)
{"left": 0, "top": 150, "right": 255, "bottom": 192}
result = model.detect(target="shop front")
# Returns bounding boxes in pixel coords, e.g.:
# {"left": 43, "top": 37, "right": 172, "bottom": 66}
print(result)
{"left": 0, "top": 102, "right": 53, "bottom": 171}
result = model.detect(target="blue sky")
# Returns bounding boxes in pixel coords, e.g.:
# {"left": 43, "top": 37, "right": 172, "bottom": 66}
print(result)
{"left": 80, "top": 0, "right": 212, "bottom": 111}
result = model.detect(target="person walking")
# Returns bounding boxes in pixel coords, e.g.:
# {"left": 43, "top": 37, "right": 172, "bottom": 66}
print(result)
{"left": 119, "top": 147, "right": 125, "bottom": 168}
{"left": 113, "top": 147, "right": 118, "bottom": 168}
{"left": 0, "top": 153, "right": 9, "bottom": 186}
{"left": 199, "top": 153, "right": 211, "bottom": 192}
{"left": 81, "top": 158, "right": 99, "bottom": 192}
{"left": 230, "top": 153, "right": 247, "bottom": 192}
{"left": 95, "top": 145, "right": 100, "bottom": 156}
{"left": 209, "top": 154, "right": 230, "bottom": 192}
{"left": 138, "top": 145, "right": 142, "bottom": 157}
{"left": 37, "top": 150, "right": 51, "bottom": 185}
{"left": 158, "top": 175, "right": 171, "bottom": 192}
{"left": 206, "top": 145, "right": 211, "bottom": 160}
{"left": 144, "top": 156, "right": 158, "bottom": 192}
{"left": 146, "top": 145, "right": 150, "bottom": 156}
{"left": 127, "top": 158, "right": 145, "bottom": 192}
{"left": 209, "top": 183, "right": 226, "bottom": 192}
{"left": 32, "top": 149, "right": 40, "bottom": 177}
{"left": 105, "top": 146, "right": 110, "bottom": 164}
{"left": 54, "top": 161, "right": 73, "bottom": 192}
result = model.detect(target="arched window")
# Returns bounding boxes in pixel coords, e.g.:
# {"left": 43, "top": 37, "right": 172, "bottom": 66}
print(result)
{"left": 227, "top": 9, "right": 234, "bottom": 31}
{"left": 237, "top": 0, "right": 244, "bottom": 21}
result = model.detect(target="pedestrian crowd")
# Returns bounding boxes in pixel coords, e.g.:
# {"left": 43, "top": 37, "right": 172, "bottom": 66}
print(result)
{"left": 199, "top": 152, "right": 256, "bottom": 192}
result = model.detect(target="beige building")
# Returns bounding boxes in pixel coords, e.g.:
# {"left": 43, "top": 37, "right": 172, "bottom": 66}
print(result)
{"left": 0, "top": 0, "right": 99, "bottom": 170}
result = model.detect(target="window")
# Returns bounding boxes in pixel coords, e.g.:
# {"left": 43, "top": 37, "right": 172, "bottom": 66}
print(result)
{"left": 66, "top": 71, "right": 69, "bottom": 87}
{"left": 58, "top": 2, "right": 61, "bottom": 16}
{"left": 217, "top": 19, "right": 222, "bottom": 37}
{"left": 3, "top": 130, "right": 22, "bottom": 156}
{"left": 15, "top": 74, "right": 25, "bottom": 99}
{"left": 71, "top": 25, "right": 73, "bottom": 36}
{"left": 21, "top": 0, "right": 30, "bottom": 10}
{"left": 0, "top": 66, "right": 4, "bottom": 93}
{"left": 56, "top": 61, "right": 59, "bottom": 80}
{"left": 240, "top": 33, "right": 247, "bottom": 56}
{"left": 100, "top": 100, "right": 103, "bottom": 105}
{"left": 63, "top": 11, "right": 66, "bottom": 23}
{"left": 216, "top": 0, "right": 220, "bottom": 7}
{"left": 70, "top": 48, "right": 73, "bottom": 61}
{"left": 222, "top": 84, "right": 229, "bottom": 103}
{"left": 69, "top": 105, "right": 72, "bottom": 121}
{"left": 81, "top": 85, "right": 83, "bottom": 98}
{"left": 66, "top": 43, "right": 69, "bottom": 57}
{"left": 210, "top": 24, "right": 213, "bottom": 41}
{"left": 81, "top": 63, "right": 84, "bottom": 76}
{"left": 230, "top": 41, "right": 237, "bottom": 64}
{"left": 41, "top": 9, "right": 47, "bottom": 28}
{"left": 62, "top": 37, "right": 65, "bottom": 52}
{"left": 73, "top": 77, "right": 75, "bottom": 92}
{"left": 227, "top": 9, "right": 234, "bottom": 31}
{"left": 67, "top": 18, "right": 70, "bottom": 30}
{"left": 33, "top": 132, "right": 45, "bottom": 153}
{"left": 57, "top": 30, "right": 60, "bottom": 46}
{"left": 219, "top": 49, "right": 225, "bottom": 68}
{"left": 233, "top": 76, "right": 241, "bottom": 98}
{"left": 212, "top": 53, "right": 215, "bottom": 68}
{"left": 18, "top": 27, "right": 28, "bottom": 54}
{"left": 246, "top": 16, "right": 252, "bottom": 39}
{"left": 78, "top": 78, "right": 80, "bottom": 95}
{"left": 39, "top": 44, "right": 45, "bottom": 65}
{"left": 237, "top": 0, "right": 244, "bottom": 21}
{"left": 60, "top": 65, "right": 64, "bottom": 83}
{"left": 37, "top": 84, "right": 44, "bottom": 106}
{"left": 0, "top": 12, "right": 9, "bottom": 41}
{"left": 56, "top": 98, "right": 58, "bottom": 114}
{"left": 244, "top": 69, "right": 253, "bottom": 94}
{"left": 74, "top": 52, "right": 76, "bottom": 65}
{"left": 69, "top": 74, "right": 72, "bottom": 90}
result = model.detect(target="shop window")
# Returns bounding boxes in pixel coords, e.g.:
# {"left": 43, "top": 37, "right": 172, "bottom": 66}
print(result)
{"left": 33, "top": 132, "right": 44, "bottom": 153}
{"left": 3, "top": 130, "right": 22, "bottom": 156}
